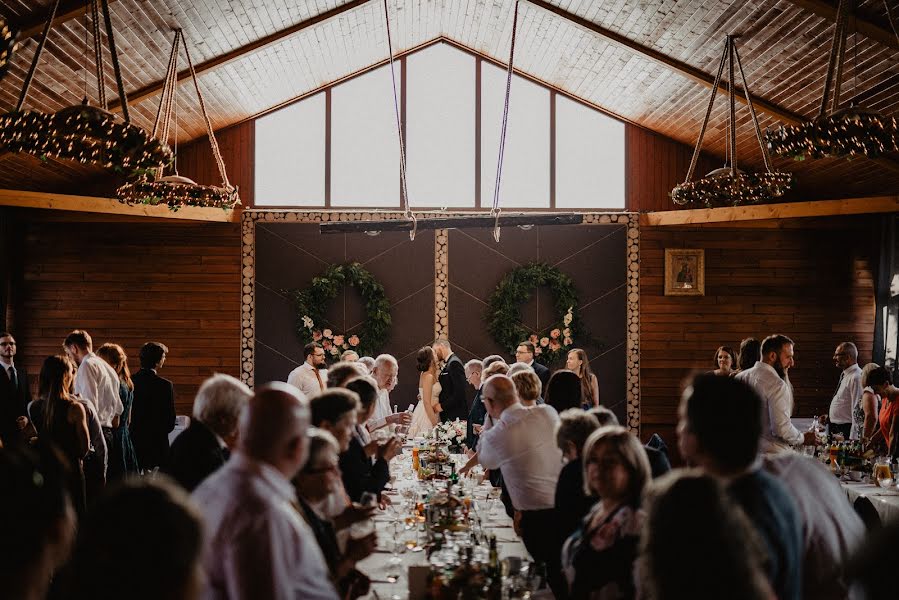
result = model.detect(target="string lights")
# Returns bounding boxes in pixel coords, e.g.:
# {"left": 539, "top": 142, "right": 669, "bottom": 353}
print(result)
{"left": 671, "top": 35, "right": 792, "bottom": 208}
{"left": 0, "top": 16, "right": 16, "bottom": 79}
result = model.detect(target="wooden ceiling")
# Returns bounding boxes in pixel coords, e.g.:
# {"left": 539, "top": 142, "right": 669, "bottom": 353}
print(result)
{"left": 1, "top": 0, "right": 899, "bottom": 200}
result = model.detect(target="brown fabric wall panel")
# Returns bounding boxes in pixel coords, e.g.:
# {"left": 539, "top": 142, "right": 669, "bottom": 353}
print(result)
{"left": 253, "top": 223, "right": 436, "bottom": 409}
{"left": 447, "top": 224, "right": 628, "bottom": 423}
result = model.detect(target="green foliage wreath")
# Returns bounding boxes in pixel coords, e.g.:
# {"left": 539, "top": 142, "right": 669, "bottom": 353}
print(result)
{"left": 486, "top": 263, "right": 582, "bottom": 366}
{"left": 285, "top": 263, "right": 391, "bottom": 362}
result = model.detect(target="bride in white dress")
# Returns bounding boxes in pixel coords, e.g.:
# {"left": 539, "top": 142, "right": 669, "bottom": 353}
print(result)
{"left": 408, "top": 346, "right": 442, "bottom": 438}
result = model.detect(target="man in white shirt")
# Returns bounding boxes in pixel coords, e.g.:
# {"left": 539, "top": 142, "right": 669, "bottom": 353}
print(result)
{"left": 288, "top": 343, "right": 327, "bottom": 398}
{"left": 366, "top": 354, "right": 410, "bottom": 432}
{"left": 64, "top": 330, "right": 124, "bottom": 430}
{"left": 477, "top": 374, "right": 564, "bottom": 596}
{"left": 193, "top": 382, "right": 338, "bottom": 600}
{"left": 828, "top": 342, "right": 863, "bottom": 440}
{"left": 736, "top": 334, "right": 816, "bottom": 452}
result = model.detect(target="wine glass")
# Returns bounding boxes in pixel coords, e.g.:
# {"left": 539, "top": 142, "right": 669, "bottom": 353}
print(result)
{"left": 385, "top": 522, "right": 404, "bottom": 583}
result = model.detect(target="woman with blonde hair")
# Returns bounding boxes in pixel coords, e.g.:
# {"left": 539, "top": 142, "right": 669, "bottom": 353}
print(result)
{"left": 97, "top": 343, "right": 139, "bottom": 478}
{"left": 566, "top": 348, "right": 600, "bottom": 408}
{"left": 856, "top": 363, "right": 881, "bottom": 443}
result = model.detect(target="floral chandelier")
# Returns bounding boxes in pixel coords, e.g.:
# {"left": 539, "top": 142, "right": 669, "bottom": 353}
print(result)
{"left": 671, "top": 35, "right": 792, "bottom": 207}
{"left": 117, "top": 29, "right": 239, "bottom": 210}
{"left": 0, "top": 0, "right": 171, "bottom": 173}
{"left": 765, "top": 0, "right": 899, "bottom": 160}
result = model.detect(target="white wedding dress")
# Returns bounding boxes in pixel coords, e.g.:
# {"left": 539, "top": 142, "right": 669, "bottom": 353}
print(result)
{"left": 407, "top": 380, "right": 442, "bottom": 438}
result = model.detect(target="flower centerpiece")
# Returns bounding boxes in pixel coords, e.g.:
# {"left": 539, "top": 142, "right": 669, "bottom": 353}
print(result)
{"left": 430, "top": 419, "right": 467, "bottom": 454}
{"left": 301, "top": 316, "right": 362, "bottom": 362}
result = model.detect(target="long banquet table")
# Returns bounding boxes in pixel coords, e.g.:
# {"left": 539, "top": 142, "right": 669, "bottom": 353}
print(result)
{"left": 840, "top": 480, "right": 899, "bottom": 525}
{"left": 356, "top": 450, "right": 542, "bottom": 600}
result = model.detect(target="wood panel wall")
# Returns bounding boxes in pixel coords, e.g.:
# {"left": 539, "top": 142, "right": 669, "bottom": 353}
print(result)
{"left": 639, "top": 216, "right": 880, "bottom": 462}
{"left": 176, "top": 121, "right": 255, "bottom": 208}
{"left": 13, "top": 213, "right": 241, "bottom": 415}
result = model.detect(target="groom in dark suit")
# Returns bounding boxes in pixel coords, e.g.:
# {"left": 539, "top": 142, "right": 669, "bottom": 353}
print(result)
{"left": 433, "top": 339, "right": 468, "bottom": 423}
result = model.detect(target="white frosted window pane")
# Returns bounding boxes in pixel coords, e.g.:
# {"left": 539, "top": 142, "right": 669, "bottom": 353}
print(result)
{"left": 254, "top": 93, "right": 325, "bottom": 206}
{"left": 556, "top": 95, "right": 625, "bottom": 208}
{"left": 481, "top": 64, "right": 550, "bottom": 208}
{"left": 331, "top": 65, "right": 401, "bottom": 206}
{"left": 406, "top": 43, "right": 475, "bottom": 208}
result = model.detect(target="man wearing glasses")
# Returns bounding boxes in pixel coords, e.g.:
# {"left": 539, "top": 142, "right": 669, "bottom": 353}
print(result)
{"left": 828, "top": 342, "right": 862, "bottom": 440}
{"left": 514, "top": 341, "right": 550, "bottom": 392}
{"left": 289, "top": 343, "right": 328, "bottom": 399}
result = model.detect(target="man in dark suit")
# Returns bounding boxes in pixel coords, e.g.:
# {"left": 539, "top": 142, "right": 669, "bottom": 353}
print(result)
{"left": 515, "top": 341, "right": 550, "bottom": 391}
{"left": 0, "top": 332, "right": 30, "bottom": 446}
{"left": 163, "top": 373, "right": 250, "bottom": 491}
{"left": 131, "top": 342, "right": 176, "bottom": 471}
{"left": 432, "top": 339, "right": 468, "bottom": 423}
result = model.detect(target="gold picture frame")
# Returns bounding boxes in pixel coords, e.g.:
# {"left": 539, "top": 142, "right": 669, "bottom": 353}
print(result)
{"left": 664, "top": 248, "right": 705, "bottom": 296}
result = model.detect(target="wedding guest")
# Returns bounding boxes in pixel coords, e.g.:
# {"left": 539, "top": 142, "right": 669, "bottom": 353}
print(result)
{"left": 0, "top": 445, "right": 76, "bottom": 600}
{"left": 340, "top": 350, "right": 360, "bottom": 363}
{"left": 566, "top": 348, "right": 599, "bottom": 408}
{"left": 712, "top": 345, "right": 737, "bottom": 376}
{"left": 507, "top": 361, "right": 533, "bottom": 376}
{"left": 588, "top": 406, "right": 671, "bottom": 478}
{"left": 828, "top": 342, "right": 862, "bottom": 440}
{"left": 866, "top": 366, "right": 899, "bottom": 458}
{"left": 545, "top": 370, "right": 583, "bottom": 413}
{"left": 288, "top": 343, "right": 327, "bottom": 397}
{"left": 554, "top": 409, "right": 600, "bottom": 543}
{"left": 514, "top": 341, "right": 550, "bottom": 391}
{"left": 62, "top": 477, "right": 203, "bottom": 600}
{"left": 735, "top": 334, "right": 816, "bottom": 451}
{"left": 408, "top": 346, "right": 441, "bottom": 437}
{"left": 340, "top": 376, "right": 401, "bottom": 503}
{"left": 193, "top": 382, "right": 337, "bottom": 600}
{"left": 0, "top": 331, "right": 30, "bottom": 446}
{"left": 561, "top": 426, "right": 650, "bottom": 600}
{"left": 357, "top": 356, "right": 375, "bottom": 373}
{"left": 678, "top": 373, "right": 803, "bottom": 600}
{"left": 433, "top": 340, "right": 468, "bottom": 422}
{"left": 857, "top": 362, "right": 881, "bottom": 444}
{"left": 293, "top": 430, "right": 377, "bottom": 599}
{"left": 31, "top": 355, "right": 90, "bottom": 515}
{"left": 589, "top": 406, "right": 618, "bottom": 427}
{"left": 482, "top": 354, "right": 507, "bottom": 369}
{"left": 639, "top": 472, "right": 773, "bottom": 600}
{"left": 511, "top": 368, "right": 542, "bottom": 407}
{"left": 96, "top": 343, "right": 139, "bottom": 479}
{"left": 365, "top": 354, "right": 410, "bottom": 431}
{"left": 736, "top": 337, "right": 761, "bottom": 374}
{"left": 131, "top": 341, "right": 176, "bottom": 471}
{"left": 63, "top": 330, "right": 123, "bottom": 477}
{"left": 762, "top": 452, "right": 865, "bottom": 600}
{"left": 326, "top": 360, "right": 366, "bottom": 389}
{"left": 478, "top": 375, "right": 564, "bottom": 597}
{"left": 164, "top": 374, "right": 251, "bottom": 491}
{"left": 465, "top": 359, "right": 484, "bottom": 449}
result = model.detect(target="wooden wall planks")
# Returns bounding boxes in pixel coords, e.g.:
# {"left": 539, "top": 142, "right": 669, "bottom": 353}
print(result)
{"left": 176, "top": 121, "right": 255, "bottom": 208}
{"left": 639, "top": 215, "right": 880, "bottom": 463}
{"left": 14, "top": 215, "right": 241, "bottom": 416}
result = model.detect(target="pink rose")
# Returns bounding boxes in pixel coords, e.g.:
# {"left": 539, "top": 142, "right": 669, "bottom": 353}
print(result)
{"left": 534, "top": 346, "right": 542, "bottom": 355}
{"left": 529, "top": 334, "right": 539, "bottom": 344}
{"left": 550, "top": 328, "right": 561, "bottom": 339}
{"left": 563, "top": 337, "right": 573, "bottom": 346}
{"left": 540, "top": 337, "right": 550, "bottom": 347}
{"left": 349, "top": 335, "right": 360, "bottom": 347}
{"left": 322, "top": 339, "right": 332, "bottom": 350}
{"left": 330, "top": 347, "right": 339, "bottom": 356}
{"left": 549, "top": 340, "right": 561, "bottom": 351}
{"left": 312, "top": 330, "right": 322, "bottom": 341}
{"left": 323, "top": 329, "right": 333, "bottom": 338}
{"left": 333, "top": 335, "right": 345, "bottom": 346}
{"left": 562, "top": 328, "right": 571, "bottom": 338}
{"left": 342, "top": 343, "right": 348, "bottom": 350}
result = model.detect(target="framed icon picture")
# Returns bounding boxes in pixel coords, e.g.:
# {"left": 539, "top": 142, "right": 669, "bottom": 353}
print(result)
{"left": 664, "top": 248, "right": 705, "bottom": 296}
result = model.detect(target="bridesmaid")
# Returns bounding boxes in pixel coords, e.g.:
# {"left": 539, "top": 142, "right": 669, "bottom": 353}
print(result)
{"left": 566, "top": 348, "right": 600, "bottom": 408}
{"left": 97, "top": 343, "right": 140, "bottom": 478}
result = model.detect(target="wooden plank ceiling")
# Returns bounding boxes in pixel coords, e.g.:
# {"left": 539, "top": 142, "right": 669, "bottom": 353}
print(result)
{"left": 1, "top": 0, "right": 898, "bottom": 199}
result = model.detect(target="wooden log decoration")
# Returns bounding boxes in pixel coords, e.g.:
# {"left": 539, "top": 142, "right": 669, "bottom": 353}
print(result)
{"left": 319, "top": 212, "right": 584, "bottom": 234}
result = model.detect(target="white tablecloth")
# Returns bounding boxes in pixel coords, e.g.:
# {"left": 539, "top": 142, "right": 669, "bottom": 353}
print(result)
{"left": 841, "top": 481, "right": 899, "bottom": 524}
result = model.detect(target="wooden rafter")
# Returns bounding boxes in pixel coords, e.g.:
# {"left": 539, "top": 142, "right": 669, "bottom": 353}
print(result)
{"left": 15, "top": 0, "right": 119, "bottom": 40}
{"left": 0, "top": 189, "right": 240, "bottom": 222}
{"left": 785, "top": 0, "right": 899, "bottom": 51}
{"left": 639, "top": 196, "right": 899, "bottom": 226}
{"left": 108, "top": 0, "right": 371, "bottom": 111}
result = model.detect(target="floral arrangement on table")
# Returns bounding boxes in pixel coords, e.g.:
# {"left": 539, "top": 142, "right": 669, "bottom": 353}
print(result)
{"left": 428, "top": 419, "right": 467, "bottom": 454}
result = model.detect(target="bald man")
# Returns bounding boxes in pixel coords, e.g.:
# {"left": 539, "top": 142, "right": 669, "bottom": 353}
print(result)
{"left": 477, "top": 375, "right": 564, "bottom": 597}
{"left": 193, "top": 383, "right": 338, "bottom": 600}
{"left": 829, "top": 341, "right": 863, "bottom": 440}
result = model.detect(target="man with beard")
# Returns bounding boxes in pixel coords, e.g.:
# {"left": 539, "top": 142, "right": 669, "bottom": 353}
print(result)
{"left": 288, "top": 343, "right": 328, "bottom": 398}
{"left": 736, "top": 334, "right": 816, "bottom": 452}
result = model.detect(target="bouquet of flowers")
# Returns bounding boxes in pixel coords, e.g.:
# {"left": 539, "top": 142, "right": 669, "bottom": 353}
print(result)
{"left": 430, "top": 419, "right": 467, "bottom": 453}
{"left": 301, "top": 315, "right": 361, "bottom": 363}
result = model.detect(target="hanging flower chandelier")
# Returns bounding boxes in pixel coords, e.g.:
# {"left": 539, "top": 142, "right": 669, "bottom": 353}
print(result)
{"left": 671, "top": 35, "right": 792, "bottom": 207}
{"left": 117, "top": 29, "right": 239, "bottom": 210}
{"left": 765, "top": 0, "right": 899, "bottom": 160}
{"left": 0, "top": 0, "right": 170, "bottom": 173}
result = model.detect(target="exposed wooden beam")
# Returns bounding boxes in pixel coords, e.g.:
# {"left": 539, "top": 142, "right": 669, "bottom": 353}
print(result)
{"left": 521, "top": 0, "right": 805, "bottom": 126}
{"left": 319, "top": 212, "right": 584, "bottom": 234}
{"left": 109, "top": 0, "right": 371, "bottom": 111}
{"left": 15, "top": 0, "right": 118, "bottom": 40}
{"left": 784, "top": 0, "right": 899, "bottom": 51}
{"left": 0, "top": 189, "right": 240, "bottom": 222}
{"left": 639, "top": 196, "right": 899, "bottom": 226}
